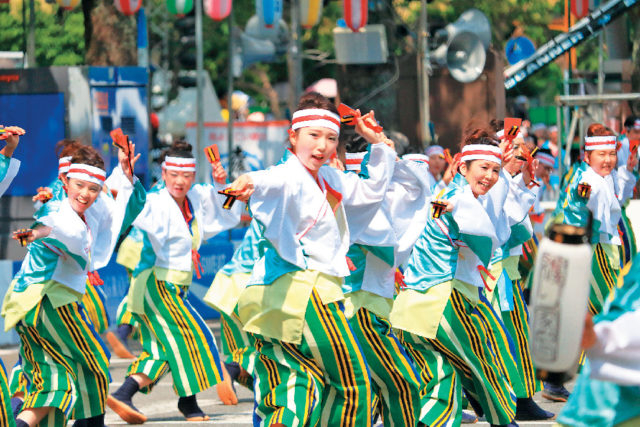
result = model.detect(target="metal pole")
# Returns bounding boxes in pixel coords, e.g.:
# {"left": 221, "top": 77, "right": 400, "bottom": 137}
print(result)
{"left": 27, "top": 0, "right": 36, "bottom": 67}
{"left": 417, "top": 0, "right": 431, "bottom": 147}
{"left": 597, "top": 32, "right": 605, "bottom": 122}
{"left": 287, "top": 0, "right": 303, "bottom": 111}
{"left": 195, "top": 0, "right": 205, "bottom": 182}
{"left": 227, "top": 6, "right": 235, "bottom": 179}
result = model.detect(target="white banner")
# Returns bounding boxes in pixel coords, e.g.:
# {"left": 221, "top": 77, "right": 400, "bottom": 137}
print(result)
{"left": 186, "top": 120, "right": 289, "bottom": 174}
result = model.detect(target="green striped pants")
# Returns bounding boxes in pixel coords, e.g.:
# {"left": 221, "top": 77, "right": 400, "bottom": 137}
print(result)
{"left": 127, "top": 277, "right": 223, "bottom": 397}
{"left": 618, "top": 207, "right": 637, "bottom": 267}
{"left": 349, "top": 308, "right": 420, "bottom": 427}
{"left": 15, "top": 297, "right": 111, "bottom": 423}
{"left": 501, "top": 278, "right": 542, "bottom": 397}
{"left": 1, "top": 358, "right": 15, "bottom": 427}
{"left": 402, "top": 289, "right": 517, "bottom": 426}
{"left": 251, "top": 289, "right": 373, "bottom": 427}
{"left": 589, "top": 243, "right": 620, "bottom": 315}
{"left": 475, "top": 289, "right": 528, "bottom": 399}
{"left": 401, "top": 331, "right": 461, "bottom": 427}
{"left": 220, "top": 309, "right": 256, "bottom": 376}
{"left": 81, "top": 281, "right": 110, "bottom": 334}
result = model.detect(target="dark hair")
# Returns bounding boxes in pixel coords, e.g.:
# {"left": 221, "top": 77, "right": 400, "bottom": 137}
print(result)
{"left": 586, "top": 123, "right": 614, "bottom": 138}
{"left": 461, "top": 126, "right": 500, "bottom": 168}
{"left": 624, "top": 116, "right": 637, "bottom": 130}
{"left": 55, "top": 139, "right": 83, "bottom": 159}
{"left": 295, "top": 92, "right": 339, "bottom": 116}
{"left": 344, "top": 133, "right": 369, "bottom": 154}
{"left": 162, "top": 140, "right": 193, "bottom": 162}
{"left": 489, "top": 119, "right": 504, "bottom": 134}
{"left": 535, "top": 146, "right": 553, "bottom": 158}
{"left": 70, "top": 145, "right": 105, "bottom": 170}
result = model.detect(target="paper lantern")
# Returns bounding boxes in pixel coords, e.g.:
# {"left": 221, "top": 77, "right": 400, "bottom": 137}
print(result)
{"left": 343, "top": 0, "right": 367, "bottom": 32}
{"left": 166, "top": 0, "right": 193, "bottom": 15}
{"left": 256, "top": 0, "right": 282, "bottom": 28}
{"left": 115, "top": 0, "right": 142, "bottom": 15}
{"left": 300, "top": 0, "right": 322, "bottom": 29}
{"left": 57, "top": 0, "right": 81, "bottom": 10}
{"left": 205, "top": 0, "right": 232, "bottom": 20}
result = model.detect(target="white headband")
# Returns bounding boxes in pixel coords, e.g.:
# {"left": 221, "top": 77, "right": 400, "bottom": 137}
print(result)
{"left": 162, "top": 156, "right": 196, "bottom": 171}
{"left": 634, "top": 119, "right": 640, "bottom": 130}
{"left": 58, "top": 156, "right": 72, "bottom": 174}
{"left": 460, "top": 144, "right": 502, "bottom": 165}
{"left": 496, "top": 129, "right": 524, "bottom": 140}
{"left": 345, "top": 152, "right": 366, "bottom": 171}
{"left": 425, "top": 145, "right": 444, "bottom": 157}
{"left": 584, "top": 135, "right": 616, "bottom": 151}
{"left": 291, "top": 108, "right": 340, "bottom": 135}
{"left": 402, "top": 153, "right": 430, "bottom": 164}
{"left": 66, "top": 163, "right": 106, "bottom": 186}
{"left": 535, "top": 152, "right": 555, "bottom": 168}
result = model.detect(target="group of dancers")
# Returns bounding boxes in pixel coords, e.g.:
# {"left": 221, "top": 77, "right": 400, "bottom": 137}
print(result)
{"left": 0, "top": 91, "right": 639, "bottom": 427}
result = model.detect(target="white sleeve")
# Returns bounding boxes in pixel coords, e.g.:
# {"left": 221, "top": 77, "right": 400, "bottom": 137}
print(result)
{"left": 247, "top": 164, "right": 302, "bottom": 257}
{"left": 588, "top": 310, "right": 640, "bottom": 385}
{"left": 92, "top": 177, "right": 143, "bottom": 269}
{"left": 506, "top": 174, "right": 536, "bottom": 226}
{"left": 616, "top": 166, "right": 636, "bottom": 204}
{"left": 192, "top": 182, "right": 244, "bottom": 240}
{"left": 327, "top": 143, "right": 396, "bottom": 239}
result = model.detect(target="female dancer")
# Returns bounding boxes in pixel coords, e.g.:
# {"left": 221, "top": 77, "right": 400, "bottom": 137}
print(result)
{"left": 391, "top": 127, "right": 519, "bottom": 427}
{"left": 2, "top": 142, "right": 144, "bottom": 427}
{"left": 554, "top": 123, "right": 636, "bottom": 315}
{"left": 227, "top": 92, "right": 396, "bottom": 426}
{"left": 107, "top": 140, "right": 243, "bottom": 423}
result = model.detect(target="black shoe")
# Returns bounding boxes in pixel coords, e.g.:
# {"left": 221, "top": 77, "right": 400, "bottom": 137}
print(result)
{"left": 515, "top": 397, "right": 555, "bottom": 420}
{"left": 465, "top": 392, "right": 484, "bottom": 418}
{"left": 224, "top": 361, "right": 240, "bottom": 394}
{"left": 542, "top": 382, "right": 570, "bottom": 402}
{"left": 178, "top": 394, "right": 209, "bottom": 421}
{"left": 72, "top": 414, "right": 106, "bottom": 427}
{"left": 490, "top": 421, "right": 519, "bottom": 427}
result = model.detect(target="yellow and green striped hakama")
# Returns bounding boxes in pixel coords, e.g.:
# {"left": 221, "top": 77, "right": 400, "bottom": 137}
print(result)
{"left": 618, "top": 207, "right": 637, "bottom": 268}
{"left": 500, "top": 278, "right": 542, "bottom": 397}
{"left": 9, "top": 359, "right": 28, "bottom": 398}
{"left": 349, "top": 307, "right": 420, "bottom": 427}
{"left": 589, "top": 243, "right": 620, "bottom": 315}
{"left": 15, "top": 297, "right": 111, "bottom": 423}
{"left": 402, "top": 289, "right": 517, "bottom": 426}
{"left": 400, "top": 332, "right": 461, "bottom": 427}
{"left": 126, "top": 276, "right": 223, "bottom": 397}
{"left": 0, "top": 358, "right": 15, "bottom": 427}
{"left": 81, "top": 281, "right": 110, "bottom": 335}
{"left": 220, "top": 309, "right": 256, "bottom": 387}
{"left": 251, "top": 289, "right": 373, "bottom": 427}
{"left": 474, "top": 290, "right": 528, "bottom": 399}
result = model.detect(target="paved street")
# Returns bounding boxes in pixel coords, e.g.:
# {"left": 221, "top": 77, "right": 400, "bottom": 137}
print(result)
{"left": 1, "top": 319, "right": 571, "bottom": 426}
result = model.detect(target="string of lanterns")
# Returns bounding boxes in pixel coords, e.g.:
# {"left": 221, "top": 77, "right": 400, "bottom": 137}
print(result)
{"left": 54, "top": 0, "right": 367, "bottom": 30}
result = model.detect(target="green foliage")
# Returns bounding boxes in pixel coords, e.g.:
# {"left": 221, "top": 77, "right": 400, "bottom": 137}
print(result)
{"left": 0, "top": 3, "right": 85, "bottom": 66}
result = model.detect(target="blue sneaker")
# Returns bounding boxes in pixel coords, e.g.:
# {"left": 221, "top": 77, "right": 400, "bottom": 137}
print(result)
{"left": 542, "top": 382, "right": 570, "bottom": 402}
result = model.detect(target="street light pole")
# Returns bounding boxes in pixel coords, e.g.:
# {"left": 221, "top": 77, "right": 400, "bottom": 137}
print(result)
{"left": 417, "top": 0, "right": 431, "bottom": 148}
{"left": 195, "top": 0, "right": 206, "bottom": 182}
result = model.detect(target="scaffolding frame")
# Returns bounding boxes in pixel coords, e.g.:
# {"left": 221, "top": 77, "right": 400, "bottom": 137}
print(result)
{"left": 555, "top": 92, "right": 640, "bottom": 178}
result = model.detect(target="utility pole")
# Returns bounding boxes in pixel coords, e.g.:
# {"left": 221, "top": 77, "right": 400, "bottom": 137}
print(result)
{"left": 227, "top": 6, "right": 235, "bottom": 178}
{"left": 195, "top": 0, "right": 206, "bottom": 182}
{"left": 287, "top": 0, "right": 303, "bottom": 111}
{"left": 417, "top": 0, "right": 431, "bottom": 147}
{"left": 27, "top": 0, "right": 36, "bottom": 67}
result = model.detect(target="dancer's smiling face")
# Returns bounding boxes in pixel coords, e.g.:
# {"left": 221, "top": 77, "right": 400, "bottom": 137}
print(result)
{"left": 585, "top": 149, "right": 616, "bottom": 177}
{"left": 290, "top": 126, "right": 339, "bottom": 178}
{"left": 460, "top": 159, "right": 500, "bottom": 197}
{"left": 64, "top": 177, "right": 102, "bottom": 215}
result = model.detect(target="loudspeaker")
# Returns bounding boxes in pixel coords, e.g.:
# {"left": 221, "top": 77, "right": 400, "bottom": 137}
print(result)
{"left": 430, "top": 8, "right": 491, "bottom": 83}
